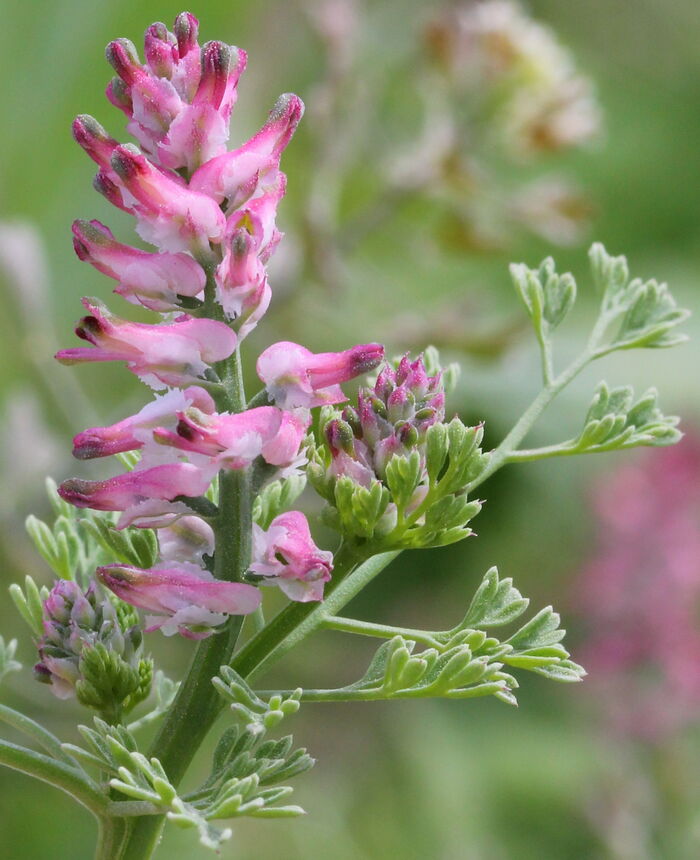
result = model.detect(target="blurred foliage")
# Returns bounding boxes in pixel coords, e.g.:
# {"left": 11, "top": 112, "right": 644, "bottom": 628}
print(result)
{"left": 0, "top": 0, "right": 698, "bottom": 857}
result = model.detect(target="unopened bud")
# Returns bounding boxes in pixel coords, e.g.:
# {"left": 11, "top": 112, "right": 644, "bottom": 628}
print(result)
{"left": 326, "top": 419, "right": 355, "bottom": 455}
{"left": 105, "top": 38, "right": 142, "bottom": 85}
{"left": 174, "top": 11, "right": 199, "bottom": 56}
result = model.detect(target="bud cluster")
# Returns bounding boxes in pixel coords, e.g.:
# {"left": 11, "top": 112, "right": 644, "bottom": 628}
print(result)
{"left": 309, "top": 354, "right": 486, "bottom": 548}
{"left": 34, "top": 579, "right": 152, "bottom": 719}
{"left": 324, "top": 354, "right": 445, "bottom": 487}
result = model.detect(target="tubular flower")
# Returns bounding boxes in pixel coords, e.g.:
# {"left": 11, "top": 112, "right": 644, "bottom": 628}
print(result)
{"left": 56, "top": 299, "right": 236, "bottom": 390}
{"left": 110, "top": 144, "right": 227, "bottom": 253}
{"left": 257, "top": 341, "right": 385, "bottom": 409}
{"left": 72, "top": 219, "right": 206, "bottom": 311}
{"left": 158, "top": 516, "right": 215, "bottom": 564}
{"left": 57, "top": 462, "right": 215, "bottom": 530}
{"left": 153, "top": 405, "right": 309, "bottom": 470}
{"left": 72, "top": 387, "right": 216, "bottom": 460}
{"left": 324, "top": 353, "right": 446, "bottom": 485}
{"left": 96, "top": 563, "right": 261, "bottom": 639}
{"left": 251, "top": 512, "right": 333, "bottom": 602}
{"left": 34, "top": 579, "right": 146, "bottom": 702}
{"left": 189, "top": 93, "right": 304, "bottom": 206}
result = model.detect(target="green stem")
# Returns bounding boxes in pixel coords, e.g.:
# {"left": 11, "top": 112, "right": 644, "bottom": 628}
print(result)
{"left": 467, "top": 348, "right": 594, "bottom": 492}
{"left": 0, "top": 737, "right": 106, "bottom": 816}
{"left": 95, "top": 816, "right": 128, "bottom": 860}
{"left": 320, "top": 615, "right": 442, "bottom": 649}
{"left": 232, "top": 546, "right": 401, "bottom": 683}
{"left": 256, "top": 684, "right": 501, "bottom": 702}
{"left": 0, "top": 703, "right": 78, "bottom": 766}
{"left": 118, "top": 345, "right": 250, "bottom": 859}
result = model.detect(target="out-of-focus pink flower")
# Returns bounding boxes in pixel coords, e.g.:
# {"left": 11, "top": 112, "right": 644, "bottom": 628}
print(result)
{"left": 97, "top": 562, "right": 261, "bottom": 639}
{"left": 189, "top": 93, "right": 304, "bottom": 207}
{"left": 58, "top": 462, "right": 214, "bottom": 526}
{"left": 573, "top": 433, "right": 700, "bottom": 741}
{"left": 257, "top": 341, "right": 385, "bottom": 409}
{"left": 72, "top": 386, "right": 216, "bottom": 460}
{"left": 251, "top": 511, "right": 333, "bottom": 602}
{"left": 110, "top": 144, "right": 226, "bottom": 252}
{"left": 72, "top": 219, "right": 206, "bottom": 311}
{"left": 56, "top": 299, "right": 236, "bottom": 389}
{"left": 153, "top": 405, "right": 308, "bottom": 470}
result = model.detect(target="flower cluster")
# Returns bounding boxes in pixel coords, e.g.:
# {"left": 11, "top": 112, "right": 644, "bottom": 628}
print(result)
{"left": 54, "top": 12, "right": 384, "bottom": 639}
{"left": 34, "top": 579, "right": 151, "bottom": 717}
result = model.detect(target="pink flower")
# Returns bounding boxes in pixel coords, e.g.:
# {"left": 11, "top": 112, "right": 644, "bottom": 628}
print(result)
{"left": 72, "top": 220, "right": 206, "bottom": 311}
{"left": 97, "top": 562, "right": 261, "bottom": 639}
{"left": 72, "top": 115, "right": 121, "bottom": 174}
{"left": 104, "top": 15, "right": 249, "bottom": 173}
{"left": 158, "top": 41, "right": 247, "bottom": 171}
{"left": 257, "top": 341, "right": 385, "bottom": 409}
{"left": 189, "top": 93, "right": 304, "bottom": 206}
{"left": 251, "top": 511, "right": 333, "bottom": 602}
{"left": 72, "top": 386, "right": 216, "bottom": 459}
{"left": 110, "top": 144, "right": 226, "bottom": 252}
{"left": 106, "top": 38, "right": 183, "bottom": 156}
{"left": 57, "top": 462, "right": 214, "bottom": 525}
{"left": 56, "top": 299, "right": 236, "bottom": 390}
{"left": 213, "top": 176, "right": 286, "bottom": 334}
{"left": 153, "top": 405, "right": 308, "bottom": 470}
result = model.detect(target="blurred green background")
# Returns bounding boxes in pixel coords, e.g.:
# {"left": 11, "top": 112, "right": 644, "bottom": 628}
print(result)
{"left": 1, "top": 0, "right": 699, "bottom": 857}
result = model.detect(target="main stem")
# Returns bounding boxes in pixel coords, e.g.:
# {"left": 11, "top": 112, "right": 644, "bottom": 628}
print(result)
{"left": 118, "top": 350, "right": 251, "bottom": 858}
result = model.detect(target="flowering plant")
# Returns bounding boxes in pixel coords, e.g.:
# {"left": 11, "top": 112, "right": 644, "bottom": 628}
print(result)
{"left": 0, "top": 11, "right": 688, "bottom": 859}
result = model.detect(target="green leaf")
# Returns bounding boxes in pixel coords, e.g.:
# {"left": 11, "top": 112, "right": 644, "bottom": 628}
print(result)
{"left": 461, "top": 567, "right": 530, "bottom": 629}
{"left": 0, "top": 636, "right": 21, "bottom": 685}
{"left": 81, "top": 516, "right": 158, "bottom": 569}
{"left": 510, "top": 257, "right": 577, "bottom": 335}
{"left": 9, "top": 576, "right": 48, "bottom": 636}
{"left": 571, "top": 384, "right": 681, "bottom": 454}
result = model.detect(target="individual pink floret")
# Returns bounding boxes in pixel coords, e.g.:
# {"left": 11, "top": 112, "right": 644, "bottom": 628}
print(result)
{"left": 72, "top": 219, "right": 206, "bottom": 311}
{"left": 257, "top": 341, "right": 385, "bottom": 409}
{"left": 72, "top": 386, "right": 216, "bottom": 460}
{"left": 56, "top": 298, "right": 236, "bottom": 389}
{"left": 251, "top": 511, "right": 333, "bottom": 602}
{"left": 189, "top": 93, "right": 304, "bottom": 207}
{"left": 110, "top": 144, "right": 226, "bottom": 252}
{"left": 158, "top": 515, "right": 215, "bottom": 564}
{"left": 57, "top": 462, "right": 213, "bottom": 514}
{"left": 158, "top": 41, "right": 247, "bottom": 171}
{"left": 97, "top": 562, "right": 261, "bottom": 639}
{"left": 153, "top": 405, "right": 309, "bottom": 470}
